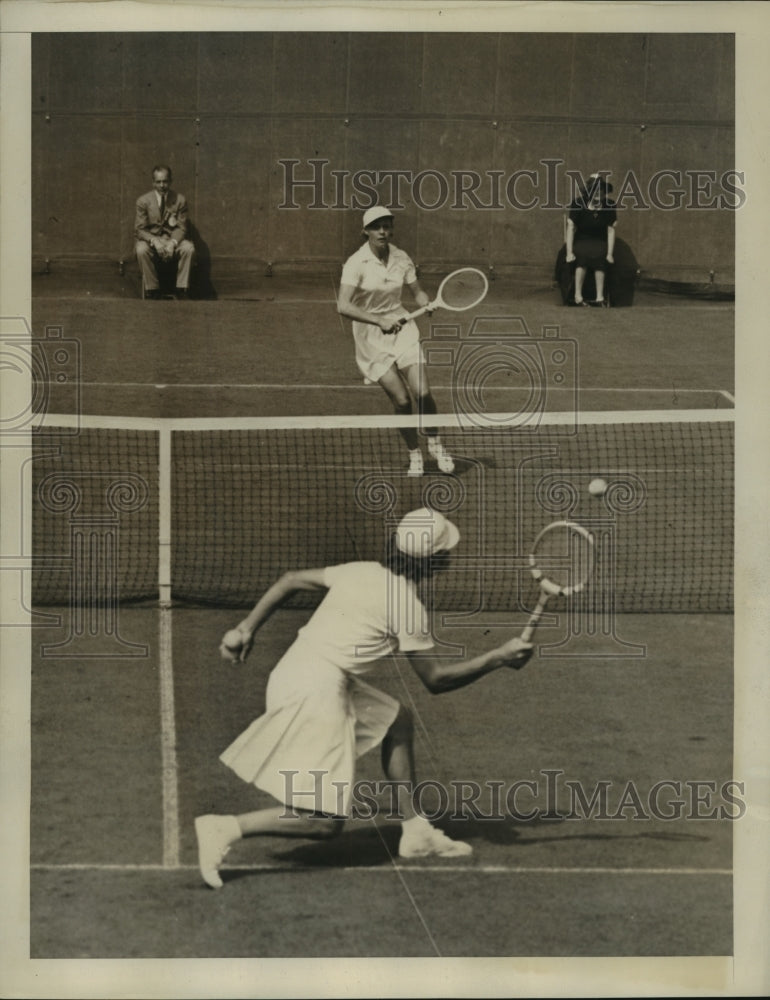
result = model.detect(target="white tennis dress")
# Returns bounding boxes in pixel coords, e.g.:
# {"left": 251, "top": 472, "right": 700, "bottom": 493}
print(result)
{"left": 220, "top": 562, "right": 434, "bottom": 816}
{"left": 339, "top": 242, "right": 425, "bottom": 383}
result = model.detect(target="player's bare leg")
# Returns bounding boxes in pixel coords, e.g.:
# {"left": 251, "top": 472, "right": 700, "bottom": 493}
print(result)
{"left": 594, "top": 268, "right": 606, "bottom": 304}
{"left": 402, "top": 364, "right": 454, "bottom": 473}
{"left": 574, "top": 265, "right": 587, "bottom": 304}
{"left": 381, "top": 704, "right": 472, "bottom": 859}
{"left": 380, "top": 703, "right": 419, "bottom": 820}
{"left": 236, "top": 807, "right": 344, "bottom": 839}
{"left": 378, "top": 364, "right": 422, "bottom": 473}
{"left": 195, "top": 808, "right": 344, "bottom": 889}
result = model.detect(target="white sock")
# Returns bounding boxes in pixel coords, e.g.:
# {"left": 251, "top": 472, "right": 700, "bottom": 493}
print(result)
{"left": 402, "top": 814, "right": 431, "bottom": 833}
{"left": 224, "top": 815, "right": 242, "bottom": 841}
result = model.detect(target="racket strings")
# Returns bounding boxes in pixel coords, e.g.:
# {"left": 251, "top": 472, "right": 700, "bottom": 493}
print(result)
{"left": 532, "top": 527, "right": 594, "bottom": 594}
{"left": 438, "top": 268, "right": 488, "bottom": 310}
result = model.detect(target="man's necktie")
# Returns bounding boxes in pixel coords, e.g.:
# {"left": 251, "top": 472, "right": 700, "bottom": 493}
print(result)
{"left": 160, "top": 196, "right": 166, "bottom": 218}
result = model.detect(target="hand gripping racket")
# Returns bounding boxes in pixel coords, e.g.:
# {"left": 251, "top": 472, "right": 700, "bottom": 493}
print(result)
{"left": 396, "top": 267, "right": 489, "bottom": 326}
{"left": 520, "top": 520, "right": 596, "bottom": 644}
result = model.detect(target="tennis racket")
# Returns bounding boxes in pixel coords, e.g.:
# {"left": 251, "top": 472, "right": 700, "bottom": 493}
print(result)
{"left": 396, "top": 267, "right": 489, "bottom": 326}
{"left": 520, "top": 520, "right": 596, "bottom": 645}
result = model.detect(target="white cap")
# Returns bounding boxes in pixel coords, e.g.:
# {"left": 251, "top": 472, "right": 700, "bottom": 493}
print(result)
{"left": 362, "top": 205, "right": 394, "bottom": 228}
{"left": 395, "top": 507, "right": 460, "bottom": 557}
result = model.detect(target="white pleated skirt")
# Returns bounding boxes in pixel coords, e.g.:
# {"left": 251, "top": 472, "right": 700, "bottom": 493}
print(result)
{"left": 219, "top": 640, "right": 400, "bottom": 816}
{"left": 352, "top": 318, "right": 424, "bottom": 382}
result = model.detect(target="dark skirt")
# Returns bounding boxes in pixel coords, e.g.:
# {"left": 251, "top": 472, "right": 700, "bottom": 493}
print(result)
{"left": 573, "top": 236, "right": 609, "bottom": 271}
{"left": 554, "top": 238, "right": 639, "bottom": 307}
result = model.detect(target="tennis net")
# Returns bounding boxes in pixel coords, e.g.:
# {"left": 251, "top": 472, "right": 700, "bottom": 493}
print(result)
{"left": 31, "top": 411, "right": 733, "bottom": 614}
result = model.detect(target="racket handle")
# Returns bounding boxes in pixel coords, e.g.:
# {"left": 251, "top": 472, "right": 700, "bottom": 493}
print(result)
{"left": 397, "top": 299, "right": 438, "bottom": 325}
{"left": 520, "top": 592, "right": 550, "bottom": 643}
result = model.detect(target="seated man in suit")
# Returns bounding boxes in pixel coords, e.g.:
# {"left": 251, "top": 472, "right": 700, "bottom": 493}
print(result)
{"left": 134, "top": 165, "right": 195, "bottom": 299}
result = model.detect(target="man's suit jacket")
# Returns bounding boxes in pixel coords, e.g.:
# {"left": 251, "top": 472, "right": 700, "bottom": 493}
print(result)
{"left": 134, "top": 190, "right": 190, "bottom": 245}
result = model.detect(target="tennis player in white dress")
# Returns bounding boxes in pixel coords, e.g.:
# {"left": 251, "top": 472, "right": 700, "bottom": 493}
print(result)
{"left": 337, "top": 206, "right": 455, "bottom": 477}
{"left": 195, "top": 507, "right": 532, "bottom": 888}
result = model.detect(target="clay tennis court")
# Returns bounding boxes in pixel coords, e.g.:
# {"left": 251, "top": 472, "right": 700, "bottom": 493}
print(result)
{"left": 31, "top": 609, "right": 732, "bottom": 957}
{"left": 29, "top": 277, "right": 734, "bottom": 958}
{"left": 32, "top": 271, "right": 733, "bottom": 417}
{"left": 22, "top": 24, "right": 739, "bottom": 967}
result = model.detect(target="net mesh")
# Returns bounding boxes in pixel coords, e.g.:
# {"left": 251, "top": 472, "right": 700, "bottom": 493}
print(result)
{"left": 32, "top": 427, "right": 159, "bottom": 604}
{"left": 31, "top": 415, "right": 733, "bottom": 614}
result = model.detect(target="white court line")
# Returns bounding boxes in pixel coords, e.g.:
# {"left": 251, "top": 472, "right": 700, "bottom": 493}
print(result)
{"left": 158, "top": 613, "right": 179, "bottom": 867}
{"left": 31, "top": 862, "right": 732, "bottom": 876}
{"left": 36, "top": 409, "right": 736, "bottom": 432}
{"left": 227, "top": 297, "right": 336, "bottom": 303}
{"left": 157, "top": 425, "right": 180, "bottom": 868}
{"left": 239, "top": 301, "right": 734, "bottom": 310}
{"left": 124, "top": 297, "right": 340, "bottom": 305}
{"left": 61, "top": 382, "right": 734, "bottom": 395}
{"left": 103, "top": 298, "right": 731, "bottom": 311}
{"left": 51, "top": 298, "right": 734, "bottom": 313}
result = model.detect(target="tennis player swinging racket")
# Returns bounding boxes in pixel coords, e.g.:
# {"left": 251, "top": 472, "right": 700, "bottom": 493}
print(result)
{"left": 337, "top": 206, "right": 487, "bottom": 478}
{"left": 199, "top": 507, "right": 533, "bottom": 889}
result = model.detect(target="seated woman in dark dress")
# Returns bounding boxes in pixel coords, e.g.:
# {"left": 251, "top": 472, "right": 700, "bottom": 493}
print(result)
{"left": 566, "top": 174, "right": 616, "bottom": 307}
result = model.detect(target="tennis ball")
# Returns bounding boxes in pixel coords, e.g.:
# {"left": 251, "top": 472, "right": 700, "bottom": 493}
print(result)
{"left": 223, "top": 628, "right": 243, "bottom": 649}
{"left": 588, "top": 478, "right": 608, "bottom": 497}
{"left": 221, "top": 629, "right": 244, "bottom": 660}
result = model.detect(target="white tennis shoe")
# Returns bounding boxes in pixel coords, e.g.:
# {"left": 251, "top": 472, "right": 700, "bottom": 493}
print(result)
{"left": 427, "top": 439, "right": 455, "bottom": 474}
{"left": 194, "top": 814, "right": 239, "bottom": 889}
{"left": 407, "top": 449, "right": 424, "bottom": 477}
{"left": 399, "top": 823, "right": 473, "bottom": 859}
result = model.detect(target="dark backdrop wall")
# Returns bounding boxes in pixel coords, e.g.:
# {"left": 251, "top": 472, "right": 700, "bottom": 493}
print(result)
{"left": 32, "top": 32, "right": 735, "bottom": 285}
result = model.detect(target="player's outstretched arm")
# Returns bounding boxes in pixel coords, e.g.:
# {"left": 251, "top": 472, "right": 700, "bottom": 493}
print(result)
{"left": 405, "top": 637, "right": 533, "bottom": 694}
{"left": 234, "top": 568, "right": 328, "bottom": 661}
